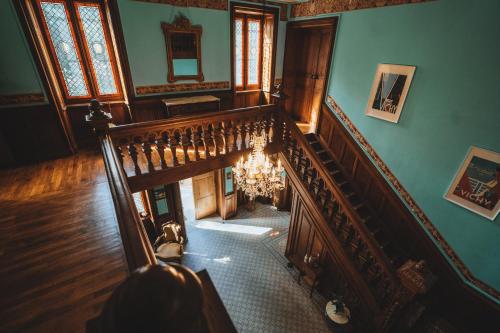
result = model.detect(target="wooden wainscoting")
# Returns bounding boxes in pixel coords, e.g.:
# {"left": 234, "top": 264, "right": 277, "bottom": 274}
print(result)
{"left": 0, "top": 103, "right": 71, "bottom": 166}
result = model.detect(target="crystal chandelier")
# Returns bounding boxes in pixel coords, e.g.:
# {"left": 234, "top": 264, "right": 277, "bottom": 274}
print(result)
{"left": 234, "top": 130, "right": 285, "bottom": 200}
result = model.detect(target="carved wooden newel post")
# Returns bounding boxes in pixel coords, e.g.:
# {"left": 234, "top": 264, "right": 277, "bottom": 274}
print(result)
{"left": 85, "top": 99, "right": 113, "bottom": 135}
{"left": 379, "top": 260, "right": 436, "bottom": 332}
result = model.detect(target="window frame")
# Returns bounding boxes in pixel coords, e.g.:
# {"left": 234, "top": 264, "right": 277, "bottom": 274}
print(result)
{"left": 233, "top": 13, "right": 263, "bottom": 91}
{"left": 231, "top": 3, "right": 278, "bottom": 93}
{"left": 33, "top": 0, "right": 123, "bottom": 103}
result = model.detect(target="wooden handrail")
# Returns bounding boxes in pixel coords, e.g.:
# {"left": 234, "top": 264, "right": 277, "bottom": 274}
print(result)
{"left": 108, "top": 104, "right": 278, "bottom": 140}
{"left": 100, "top": 134, "right": 157, "bottom": 272}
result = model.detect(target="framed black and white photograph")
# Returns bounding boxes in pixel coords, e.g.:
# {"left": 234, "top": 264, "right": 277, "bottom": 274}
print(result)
{"left": 366, "top": 64, "right": 416, "bottom": 123}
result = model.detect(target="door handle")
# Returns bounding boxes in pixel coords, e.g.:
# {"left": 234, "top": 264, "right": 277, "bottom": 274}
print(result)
{"left": 311, "top": 74, "right": 319, "bottom": 79}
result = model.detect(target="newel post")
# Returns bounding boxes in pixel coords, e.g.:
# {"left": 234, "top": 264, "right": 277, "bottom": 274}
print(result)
{"left": 85, "top": 99, "right": 113, "bottom": 135}
{"left": 379, "top": 260, "right": 437, "bottom": 332}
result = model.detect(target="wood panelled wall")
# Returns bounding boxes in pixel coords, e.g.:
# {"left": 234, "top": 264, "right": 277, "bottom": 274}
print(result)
{"left": 286, "top": 188, "right": 373, "bottom": 330}
{"left": 315, "top": 103, "right": 500, "bottom": 331}
{"left": 0, "top": 104, "right": 71, "bottom": 166}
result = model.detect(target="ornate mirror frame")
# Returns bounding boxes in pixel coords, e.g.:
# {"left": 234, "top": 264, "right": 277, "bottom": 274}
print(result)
{"left": 161, "top": 14, "right": 204, "bottom": 83}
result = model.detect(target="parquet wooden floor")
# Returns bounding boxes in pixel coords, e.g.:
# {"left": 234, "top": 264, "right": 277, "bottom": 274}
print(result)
{"left": 0, "top": 151, "right": 128, "bottom": 333}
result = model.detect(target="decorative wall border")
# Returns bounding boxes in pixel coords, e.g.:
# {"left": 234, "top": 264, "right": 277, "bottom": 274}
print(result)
{"left": 290, "top": 0, "right": 434, "bottom": 18}
{"left": 243, "top": 0, "right": 288, "bottom": 21}
{"left": 136, "top": 81, "right": 230, "bottom": 95}
{"left": 132, "top": 0, "right": 228, "bottom": 11}
{"left": 326, "top": 95, "right": 500, "bottom": 302}
{"left": 133, "top": 0, "right": 288, "bottom": 20}
{"left": 0, "top": 93, "right": 45, "bottom": 106}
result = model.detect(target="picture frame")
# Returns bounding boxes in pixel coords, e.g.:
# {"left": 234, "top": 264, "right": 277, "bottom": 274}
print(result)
{"left": 366, "top": 64, "right": 416, "bottom": 123}
{"left": 444, "top": 146, "right": 500, "bottom": 220}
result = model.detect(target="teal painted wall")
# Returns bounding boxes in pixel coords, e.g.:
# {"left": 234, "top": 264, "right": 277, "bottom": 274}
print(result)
{"left": 117, "top": 0, "right": 286, "bottom": 95}
{"left": 0, "top": 1, "right": 44, "bottom": 96}
{"left": 320, "top": 0, "right": 500, "bottom": 290}
{"left": 118, "top": 0, "right": 230, "bottom": 91}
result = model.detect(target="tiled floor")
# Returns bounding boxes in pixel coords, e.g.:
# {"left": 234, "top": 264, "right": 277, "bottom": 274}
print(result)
{"left": 180, "top": 179, "right": 330, "bottom": 333}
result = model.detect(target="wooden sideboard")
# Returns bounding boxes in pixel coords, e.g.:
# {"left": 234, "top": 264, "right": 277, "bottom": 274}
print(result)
{"left": 162, "top": 95, "right": 220, "bottom": 118}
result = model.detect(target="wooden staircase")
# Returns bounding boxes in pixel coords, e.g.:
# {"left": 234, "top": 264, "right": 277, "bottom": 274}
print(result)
{"left": 305, "top": 132, "right": 407, "bottom": 269}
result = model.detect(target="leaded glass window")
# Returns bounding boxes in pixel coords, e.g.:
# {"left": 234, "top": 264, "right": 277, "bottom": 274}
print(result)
{"left": 232, "top": 13, "right": 263, "bottom": 90}
{"left": 234, "top": 19, "right": 244, "bottom": 87}
{"left": 40, "top": 1, "right": 89, "bottom": 97}
{"left": 247, "top": 20, "right": 260, "bottom": 86}
{"left": 76, "top": 4, "right": 118, "bottom": 95}
{"left": 36, "top": 0, "right": 121, "bottom": 102}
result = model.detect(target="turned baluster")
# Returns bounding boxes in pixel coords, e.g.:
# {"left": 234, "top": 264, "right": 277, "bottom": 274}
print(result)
{"left": 156, "top": 137, "right": 167, "bottom": 169}
{"left": 191, "top": 127, "right": 201, "bottom": 161}
{"left": 297, "top": 151, "right": 306, "bottom": 176}
{"left": 306, "top": 167, "right": 316, "bottom": 192}
{"left": 167, "top": 131, "right": 179, "bottom": 166}
{"left": 201, "top": 124, "right": 211, "bottom": 158}
{"left": 231, "top": 120, "right": 239, "bottom": 152}
{"left": 314, "top": 180, "right": 323, "bottom": 202}
{"left": 343, "top": 224, "right": 355, "bottom": 245}
{"left": 321, "top": 189, "right": 330, "bottom": 212}
{"left": 128, "top": 143, "right": 141, "bottom": 175}
{"left": 287, "top": 138, "right": 296, "bottom": 161}
{"left": 221, "top": 120, "right": 230, "bottom": 154}
{"left": 246, "top": 119, "right": 254, "bottom": 145}
{"left": 115, "top": 145, "right": 124, "bottom": 167}
{"left": 240, "top": 119, "right": 247, "bottom": 150}
{"left": 181, "top": 129, "right": 191, "bottom": 163}
{"left": 142, "top": 138, "right": 155, "bottom": 173}
{"left": 209, "top": 123, "right": 219, "bottom": 157}
{"left": 267, "top": 113, "right": 274, "bottom": 143}
{"left": 282, "top": 122, "right": 289, "bottom": 150}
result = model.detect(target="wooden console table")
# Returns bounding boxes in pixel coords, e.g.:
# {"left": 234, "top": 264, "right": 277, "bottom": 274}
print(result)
{"left": 162, "top": 95, "right": 220, "bottom": 118}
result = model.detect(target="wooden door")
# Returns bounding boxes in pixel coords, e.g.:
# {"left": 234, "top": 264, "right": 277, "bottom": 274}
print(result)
{"left": 291, "top": 29, "right": 320, "bottom": 124}
{"left": 309, "top": 28, "right": 333, "bottom": 132}
{"left": 192, "top": 171, "right": 217, "bottom": 219}
{"left": 283, "top": 18, "right": 337, "bottom": 132}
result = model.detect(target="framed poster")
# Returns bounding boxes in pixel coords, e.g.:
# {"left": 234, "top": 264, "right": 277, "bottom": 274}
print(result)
{"left": 445, "top": 147, "right": 500, "bottom": 220}
{"left": 366, "top": 64, "right": 416, "bottom": 123}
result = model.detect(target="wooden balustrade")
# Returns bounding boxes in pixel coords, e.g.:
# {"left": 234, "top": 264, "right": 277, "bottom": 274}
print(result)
{"left": 93, "top": 104, "right": 280, "bottom": 271}
{"left": 107, "top": 105, "right": 280, "bottom": 191}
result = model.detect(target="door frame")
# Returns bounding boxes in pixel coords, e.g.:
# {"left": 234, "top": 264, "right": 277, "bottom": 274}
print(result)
{"left": 282, "top": 17, "right": 338, "bottom": 134}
